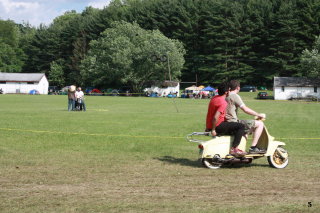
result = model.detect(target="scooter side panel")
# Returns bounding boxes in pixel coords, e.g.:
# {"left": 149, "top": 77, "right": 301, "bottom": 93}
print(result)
{"left": 201, "top": 137, "right": 231, "bottom": 158}
{"left": 201, "top": 136, "right": 246, "bottom": 158}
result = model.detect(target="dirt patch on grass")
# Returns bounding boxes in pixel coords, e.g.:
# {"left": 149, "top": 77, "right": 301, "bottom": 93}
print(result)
{"left": 1, "top": 158, "right": 319, "bottom": 212}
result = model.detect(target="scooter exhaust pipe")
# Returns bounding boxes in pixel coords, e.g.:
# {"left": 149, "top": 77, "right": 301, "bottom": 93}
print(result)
{"left": 228, "top": 158, "right": 251, "bottom": 164}
{"left": 213, "top": 155, "right": 251, "bottom": 164}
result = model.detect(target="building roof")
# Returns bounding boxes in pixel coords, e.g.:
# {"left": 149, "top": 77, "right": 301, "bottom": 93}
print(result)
{"left": 0, "top": 72, "right": 46, "bottom": 82}
{"left": 274, "top": 77, "right": 320, "bottom": 87}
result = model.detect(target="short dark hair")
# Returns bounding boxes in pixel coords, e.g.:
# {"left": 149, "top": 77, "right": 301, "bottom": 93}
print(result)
{"left": 229, "top": 80, "right": 240, "bottom": 91}
{"left": 217, "top": 82, "right": 229, "bottom": 96}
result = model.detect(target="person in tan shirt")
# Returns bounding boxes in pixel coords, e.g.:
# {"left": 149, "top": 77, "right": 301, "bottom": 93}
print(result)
{"left": 226, "top": 80, "right": 266, "bottom": 154}
{"left": 68, "top": 85, "right": 76, "bottom": 111}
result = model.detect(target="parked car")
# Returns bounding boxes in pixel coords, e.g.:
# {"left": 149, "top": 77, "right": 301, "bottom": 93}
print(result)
{"left": 89, "top": 88, "right": 103, "bottom": 96}
{"left": 58, "top": 86, "right": 69, "bottom": 95}
{"left": 240, "top": 85, "right": 257, "bottom": 92}
{"left": 257, "top": 92, "right": 268, "bottom": 99}
{"left": 48, "top": 86, "right": 60, "bottom": 95}
{"left": 118, "top": 86, "right": 132, "bottom": 96}
{"left": 85, "top": 87, "right": 94, "bottom": 94}
{"left": 258, "top": 86, "right": 267, "bottom": 90}
{"left": 111, "top": 89, "right": 119, "bottom": 96}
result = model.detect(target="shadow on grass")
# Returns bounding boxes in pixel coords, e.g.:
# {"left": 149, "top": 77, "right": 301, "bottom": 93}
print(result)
{"left": 155, "top": 156, "right": 271, "bottom": 169}
{"left": 155, "top": 156, "right": 200, "bottom": 168}
{"left": 225, "top": 163, "right": 270, "bottom": 169}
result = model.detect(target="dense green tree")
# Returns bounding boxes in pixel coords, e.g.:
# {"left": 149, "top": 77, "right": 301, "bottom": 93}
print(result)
{"left": 242, "top": 0, "right": 274, "bottom": 86}
{"left": 0, "top": 41, "right": 24, "bottom": 72}
{"left": 0, "top": 20, "right": 19, "bottom": 47}
{"left": 51, "top": 11, "right": 82, "bottom": 85}
{"left": 17, "top": 23, "right": 36, "bottom": 69}
{"left": 67, "top": 7, "right": 104, "bottom": 86}
{"left": 48, "top": 59, "right": 65, "bottom": 87}
{"left": 295, "top": 0, "right": 320, "bottom": 50}
{"left": 23, "top": 25, "right": 57, "bottom": 74}
{"left": 14, "top": 0, "right": 320, "bottom": 87}
{"left": 265, "top": 1, "right": 301, "bottom": 77}
{"left": 23, "top": 11, "right": 81, "bottom": 81}
{"left": 80, "top": 21, "right": 185, "bottom": 92}
{"left": 24, "top": 9, "right": 104, "bottom": 85}
{"left": 300, "top": 35, "right": 320, "bottom": 78}
{"left": 0, "top": 20, "right": 26, "bottom": 72}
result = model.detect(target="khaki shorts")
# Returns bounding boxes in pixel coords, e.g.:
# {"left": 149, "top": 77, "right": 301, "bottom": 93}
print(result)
{"left": 239, "top": 120, "right": 255, "bottom": 134}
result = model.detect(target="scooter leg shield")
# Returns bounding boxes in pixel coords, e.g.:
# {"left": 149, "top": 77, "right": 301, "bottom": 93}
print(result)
{"left": 265, "top": 141, "right": 286, "bottom": 156}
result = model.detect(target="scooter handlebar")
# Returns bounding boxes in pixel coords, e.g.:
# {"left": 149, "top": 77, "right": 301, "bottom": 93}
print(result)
{"left": 255, "top": 113, "right": 266, "bottom": 121}
{"left": 186, "top": 132, "right": 211, "bottom": 143}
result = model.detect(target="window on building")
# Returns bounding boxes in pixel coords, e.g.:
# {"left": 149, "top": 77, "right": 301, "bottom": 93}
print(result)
{"left": 315, "top": 87, "right": 318, "bottom": 93}
{"left": 281, "top": 86, "right": 285, "bottom": 92}
{"left": 27, "top": 82, "right": 34, "bottom": 84}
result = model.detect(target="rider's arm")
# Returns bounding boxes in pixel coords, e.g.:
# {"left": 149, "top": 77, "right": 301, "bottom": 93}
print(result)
{"left": 211, "top": 111, "right": 221, "bottom": 136}
{"left": 240, "top": 105, "right": 265, "bottom": 119}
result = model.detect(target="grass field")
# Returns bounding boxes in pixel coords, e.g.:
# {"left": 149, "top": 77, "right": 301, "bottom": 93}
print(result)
{"left": 0, "top": 93, "right": 319, "bottom": 212}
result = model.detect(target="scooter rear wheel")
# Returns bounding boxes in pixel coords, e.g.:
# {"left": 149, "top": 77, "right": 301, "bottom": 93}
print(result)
{"left": 202, "top": 158, "right": 222, "bottom": 169}
{"left": 267, "top": 146, "right": 289, "bottom": 169}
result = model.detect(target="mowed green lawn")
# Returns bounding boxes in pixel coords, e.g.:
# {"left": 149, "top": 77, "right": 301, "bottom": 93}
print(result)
{"left": 0, "top": 93, "right": 319, "bottom": 213}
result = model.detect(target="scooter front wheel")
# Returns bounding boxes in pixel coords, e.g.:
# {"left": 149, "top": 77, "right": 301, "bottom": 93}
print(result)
{"left": 267, "top": 146, "right": 289, "bottom": 169}
{"left": 202, "top": 158, "right": 222, "bottom": 169}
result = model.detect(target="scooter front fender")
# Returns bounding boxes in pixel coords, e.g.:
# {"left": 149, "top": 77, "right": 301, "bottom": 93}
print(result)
{"left": 265, "top": 140, "right": 286, "bottom": 156}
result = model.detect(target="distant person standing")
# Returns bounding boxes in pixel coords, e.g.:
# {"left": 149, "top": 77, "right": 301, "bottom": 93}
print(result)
{"left": 75, "top": 87, "right": 86, "bottom": 111}
{"left": 68, "top": 85, "right": 76, "bottom": 111}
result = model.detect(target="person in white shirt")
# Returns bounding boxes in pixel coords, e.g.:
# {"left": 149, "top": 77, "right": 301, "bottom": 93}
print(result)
{"left": 75, "top": 87, "right": 86, "bottom": 111}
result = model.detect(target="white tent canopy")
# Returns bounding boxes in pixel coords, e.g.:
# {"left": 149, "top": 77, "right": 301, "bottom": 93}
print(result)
{"left": 185, "top": 85, "right": 202, "bottom": 91}
{"left": 144, "top": 81, "right": 180, "bottom": 97}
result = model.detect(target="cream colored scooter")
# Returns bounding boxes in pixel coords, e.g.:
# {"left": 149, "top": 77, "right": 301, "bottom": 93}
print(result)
{"left": 187, "top": 118, "right": 289, "bottom": 169}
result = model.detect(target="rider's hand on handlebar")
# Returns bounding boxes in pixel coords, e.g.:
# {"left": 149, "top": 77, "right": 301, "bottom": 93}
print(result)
{"left": 211, "top": 129, "right": 217, "bottom": 136}
{"left": 205, "top": 128, "right": 217, "bottom": 136}
{"left": 255, "top": 113, "right": 266, "bottom": 120}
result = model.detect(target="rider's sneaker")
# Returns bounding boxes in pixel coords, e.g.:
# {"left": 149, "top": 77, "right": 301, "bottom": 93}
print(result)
{"left": 230, "top": 148, "right": 247, "bottom": 157}
{"left": 249, "top": 146, "right": 266, "bottom": 154}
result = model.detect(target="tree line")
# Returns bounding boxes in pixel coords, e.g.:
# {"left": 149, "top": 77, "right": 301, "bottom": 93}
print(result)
{"left": 1, "top": 0, "right": 320, "bottom": 90}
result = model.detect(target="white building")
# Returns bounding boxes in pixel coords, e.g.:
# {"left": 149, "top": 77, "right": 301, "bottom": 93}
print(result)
{"left": 274, "top": 77, "right": 320, "bottom": 100}
{"left": 0, "top": 72, "right": 49, "bottom": 94}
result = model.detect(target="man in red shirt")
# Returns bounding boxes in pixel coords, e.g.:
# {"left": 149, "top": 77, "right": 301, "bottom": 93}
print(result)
{"left": 206, "top": 82, "right": 247, "bottom": 156}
